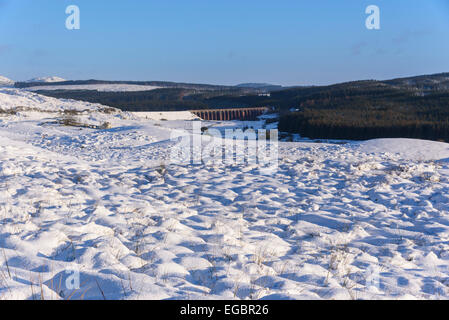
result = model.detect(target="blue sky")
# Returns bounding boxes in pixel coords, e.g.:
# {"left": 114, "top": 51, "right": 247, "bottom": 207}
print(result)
{"left": 0, "top": 0, "right": 448, "bottom": 85}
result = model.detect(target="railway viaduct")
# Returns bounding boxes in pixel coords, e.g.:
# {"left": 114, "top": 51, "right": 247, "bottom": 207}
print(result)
{"left": 190, "top": 107, "right": 269, "bottom": 121}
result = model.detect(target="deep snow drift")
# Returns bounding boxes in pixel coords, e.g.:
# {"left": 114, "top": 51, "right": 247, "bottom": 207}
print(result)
{"left": 1, "top": 88, "right": 449, "bottom": 300}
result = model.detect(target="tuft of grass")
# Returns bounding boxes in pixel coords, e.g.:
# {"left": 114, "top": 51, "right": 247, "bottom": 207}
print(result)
{"left": 156, "top": 163, "right": 167, "bottom": 183}
{"left": 95, "top": 279, "right": 107, "bottom": 300}
{"left": 99, "top": 122, "right": 112, "bottom": 129}
{"left": 57, "top": 116, "right": 112, "bottom": 130}
{"left": 98, "top": 107, "right": 118, "bottom": 114}
{"left": 59, "top": 116, "right": 88, "bottom": 128}
{"left": 63, "top": 109, "right": 85, "bottom": 116}
{"left": 2, "top": 249, "right": 11, "bottom": 279}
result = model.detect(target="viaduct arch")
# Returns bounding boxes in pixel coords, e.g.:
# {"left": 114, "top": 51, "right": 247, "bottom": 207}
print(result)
{"left": 190, "top": 107, "right": 269, "bottom": 121}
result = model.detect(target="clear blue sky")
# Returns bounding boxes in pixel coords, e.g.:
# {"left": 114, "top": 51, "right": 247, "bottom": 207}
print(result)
{"left": 1, "top": 0, "right": 448, "bottom": 85}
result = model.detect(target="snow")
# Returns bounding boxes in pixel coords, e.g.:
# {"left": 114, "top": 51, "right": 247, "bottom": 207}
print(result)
{"left": 355, "top": 138, "right": 449, "bottom": 161}
{"left": 1, "top": 88, "right": 449, "bottom": 300}
{"left": 25, "top": 84, "right": 161, "bottom": 92}
{"left": 0, "top": 76, "right": 14, "bottom": 87}
{"left": 0, "top": 88, "right": 117, "bottom": 113}
{"left": 133, "top": 111, "right": 200, "bottom": 121}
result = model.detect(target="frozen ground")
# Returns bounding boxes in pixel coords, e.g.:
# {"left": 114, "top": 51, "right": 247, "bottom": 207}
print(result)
{"left": 1, "top": 88, "right": 449, "bottom": 300}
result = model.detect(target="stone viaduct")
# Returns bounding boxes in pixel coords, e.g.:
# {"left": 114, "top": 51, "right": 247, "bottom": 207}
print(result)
{"left": 190, "top": 107, "right": 269, "bottom": 121}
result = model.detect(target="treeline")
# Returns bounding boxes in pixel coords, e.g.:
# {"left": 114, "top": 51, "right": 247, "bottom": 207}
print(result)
{"left": 278, "top": 85, "right": 449, "bottom": 142}
{"left": 279, "top": 110, "right": 449, "bottom": 142}
{"left": 35, "top": 88, "right": 264, "bottom": 111}
{"left": 36, "top": 89, "right": 210, "bottom": 111}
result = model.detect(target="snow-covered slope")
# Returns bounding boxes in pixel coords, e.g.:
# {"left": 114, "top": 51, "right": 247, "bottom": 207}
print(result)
{"left": 356, "top": 138, "right": 449, "bottom": 161}
{"left": 0, "top": 88, "right": 115, "bottom": 113}
{"left": 27, "top": 76, "right": 66, "bottom": 83}
{"left": 0, "top": 88, "right": 129, "bottom": 130}
{"left": 1, "top": 88, "right": 449, "bottom": 300}
{"left": 0, "top": 76, "right": 14, "bottom": 87}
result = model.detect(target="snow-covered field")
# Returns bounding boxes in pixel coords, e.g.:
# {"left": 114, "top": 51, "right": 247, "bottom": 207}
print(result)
{"left": 1, "top": 88, "right": 449, "bottom": 300}
{"left": 24, "top": 84, "right": 161, "bottom": 92}
{"left": 133, "top": 111, "right": 200, "bottom": 121}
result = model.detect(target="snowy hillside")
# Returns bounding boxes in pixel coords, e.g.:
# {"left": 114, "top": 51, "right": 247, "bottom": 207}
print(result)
{"left": 0, "top": 88, "right": 131, "bottom": 132}
{"left": 0, "top": 76, "right": 14, "bottom": 87}
{"left": 0, "top": 88, "right": 115, "bottom": 112}
{"left": 1, "top": 88, "right": 449, "bottom": 300}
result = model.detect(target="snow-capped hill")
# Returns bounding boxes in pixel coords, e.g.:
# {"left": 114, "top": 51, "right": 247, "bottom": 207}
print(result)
{"left": 27, "top": 76, "right": 66, "bottom": 83}
{"left": 0, "top": 76, "right": 14, "bottom": 87}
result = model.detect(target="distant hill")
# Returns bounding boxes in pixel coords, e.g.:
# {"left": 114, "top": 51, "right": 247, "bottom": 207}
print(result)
{"left": 14, "top": 79, "right": 268, "bottom": 111}
{"left": 15, "top": 79, "right": 240, "bottom": 91}
{"left": 385, "top": 72, "right": 449, "bottom": 91}
{"left": 18, "top": 72, "right": 449, "bottom": 142}
{"left": 16, "top": 78, "right": 288, "bottom": 95}
{"left": 236, "top": 83, "right": 283, "bottom": 91}
{"left": 26, "top": 76, "right": 66, "bottom": 83}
